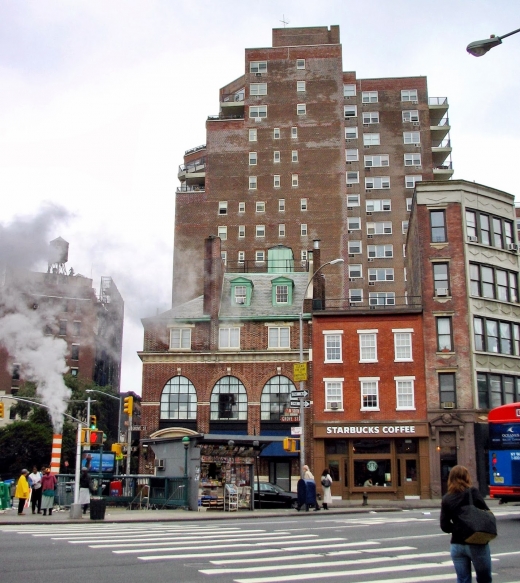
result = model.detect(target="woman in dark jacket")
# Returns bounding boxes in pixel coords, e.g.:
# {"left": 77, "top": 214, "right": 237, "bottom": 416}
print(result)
{"left": 440, "top": 465, "right": 493, "bottom": 583}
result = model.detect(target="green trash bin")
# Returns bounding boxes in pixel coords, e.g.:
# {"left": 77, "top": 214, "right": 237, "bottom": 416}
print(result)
{"left": 90, "top": 497, "right": 106, "bottom": 520}
{"left": 0, "top": 482, "right": 10, "bottom": 510}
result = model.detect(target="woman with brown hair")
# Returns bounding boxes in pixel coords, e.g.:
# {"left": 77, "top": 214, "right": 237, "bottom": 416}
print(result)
{"left": 440, "top": 465, "right": 493, "bottom": 583}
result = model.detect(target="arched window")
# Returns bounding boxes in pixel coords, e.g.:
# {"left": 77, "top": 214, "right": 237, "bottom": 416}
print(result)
{"left": 160, "top": 376, "right": 197, "bottom": 420}
{"left": 261, "top": 375, "right": 295, "bottom": 421}
{"left": 210, "top": 376, "right": 248, "bottom": 420}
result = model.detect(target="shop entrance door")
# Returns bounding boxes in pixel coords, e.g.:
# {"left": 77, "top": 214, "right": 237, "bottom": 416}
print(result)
{"left": 397, "top": 456, "right": 419, "bottom": 497}
{"left": 440, "top": 448, "right": 457, "bottom": 495}
{"left": 326, "top": 456, "right": 348, "bottom": 497}
{"left": 269, "top": 461, "right": 291, "bottom": 492}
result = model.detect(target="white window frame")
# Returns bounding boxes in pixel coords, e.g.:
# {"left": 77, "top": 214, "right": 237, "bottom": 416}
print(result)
{"left": 249, "top": 176, "right": 257, "bottom": 189}
{"left": 278, "top": 224, "right": 285, "bottom": 237}
{"left": 250, "top": 61, "right": 267, "bottom": 74}
{"left": 292, "top": 174, "right": 299, "bottom": 187}
{"left": 238, "top": 225, "right": 245, "bottom": 238}
{"left": 218, "top": 226, "right": 227, "bottom": 240}
{"left": 255, "top": 250, "right": 265, "bottom": 263}
{"left": 402, "top": 221, "right": 409, "bottom": 234}
{"left": 238, "top": 251, "right": 245, "bottom": 264}
{"left": 367, "top": 244, "right": 393, "bottom": 258}
{"left": 348, "top": 240, "right": 362, "bottom": 255}
{"left": 323, "top": 331, "right": 343, "bottom": 363}
{"left": 250, "top": 83, "right": 267, "bottom": 96}
{"left": 218, "top": 201, "right": 228, "bottom": 215}
{"left": 344, "top": 105, "right": 358, "bottom": 118}
{"left": 405, "top": 175, "right": 422, "bottom": 188}
{"left": 273, "top": 150, "right": 280, "bottom": 163}
{"left": 347, "top": 194, "right": 360, "bottom": 207}
{"left": 292, "top": 150, "right": 299, "bottom": 163}
{"left": 345, "top": 127, "right": 358, "bottom": 139}
{"left": 300, "top": 198, "right": 307, "bottom": 211}
{"left": 363, "top": 133, "right": 380, "bottom": 146}
{"left": 364, "top": 154, "right": 389, "bottom": 168}
{"left": 256, "top": 201, "right": 265, "bottom": 213}
{"left": 325, "top": 379, "right": 344, "bottom": 411}
{"left": 238, "top": 201, "right": 246, "bottom": 213}
{"left": 367, "top": 221, "right": 392, "bottom": 235}
{"left": 249, "top": 128, "right": 257, "bottom": 142}
{"left": 346, "top": 149, "right": 359, "bottom": 162}
{"left": 360, "top": 377, "right": 380, "bottom": 411}
{"left": 394, "top": 330, "right": 413, "bottom": 361}
{"left": 362, "top": 91, "right": 378, "bottom": 103}
{"left": 249, "top": 105, "right": 267, "bottom": 119}
{"left": 401, "top": 89, "right": 418, "bottom": 102}
{"left": 273, "top": 127, "right": 280, "bottom": 139}
{"left": 297, "top": 81, "right": 306, "bottom": 92}
{"left": 296, "top": 59, "right": 305, "bottom": 69}
{"left": 256, "top": 225, "right": 265, "bottom": 238}
{"left": 366, "top": 199, "right": 391, "bottom": 212}
{"left": 395, "top": 376, "right": 415, "bottom": 410}
{"left": 349, "top": 289, "right": 363, "bottom": 303}
{"left": 406, "top": 198, "right": 413, "bottom": 212}
{"left": 219, "top": 327, "right": 241, "bottom": 350}
{"left": 359, "top": 331, "right": 378, "bottom": 362}
{"left": 297, "top": 103, "right": 307, "bottom": 115}
{"left": 347, "top": 217, "right": 361, "bottom": 231}
{"left": 368, "top": 267, "right": 394, "bottom": 282}
{"left": 169, "top": 328, "right": 192, "bottom": 350}
{"left": 365, "top": 176, "right": 390, "bottom": 189}
{"left": 268, "top": 326, "right": 290, "bottom": 349}
{"left": 404, "top": 153, "right": 422, "bottom": 166}
{"left": 291, "top": 127, "right": 298, "bottom": 139}
{"left": 249, "top": 152, "right": 257, "bottom": 165}
{"left": 278, "top": 199, "right": 285, "bottom": 212}
{"left": 349, "top": 264, "right": 362, "bottom": 279}
{"left": 369, "top": 292, "right": 395, "bottom": 306}
{"left": 300, "top": 249, "right": 308, "bottom": 263}
{"left": 347, "top": 171, "right": 359, "bottom": 184}
{"left": 273, "top": 175, "right": 280, "bottom": 188}
{"left": 403, "top": 131, "right": 421, "bottom": 144}
{"left": 343, "top": 84, "right": 356, "bottom": 97}
{"left": 402, "top": 110, "right": 419, "bottom": 123}
{"left": 362, "top": 111, "right": 380, "bottom": 124}
{"left": 300, "top": 224, "right": 308, "bottom": 236}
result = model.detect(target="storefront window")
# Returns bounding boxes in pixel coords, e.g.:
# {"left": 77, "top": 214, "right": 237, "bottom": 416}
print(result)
{"left": 210, "top": 376, "right": 248, "bottom": 420}
{"left": 160, "top": 375, "right": 197, "bottom": 420}
{"left": 354, "top": 459, "right": 391, "bottom": 487}
{"left": 325, "top": 440, "right": 348, "bottom": 455}
{"left": 396, "top": 439, "right": 417, "bottom": 454}
{"left": 260, "top": 375, "right": 295, "bottom": 421}
{"left": 352, "top": 439, "right": 390, "bottom": 454}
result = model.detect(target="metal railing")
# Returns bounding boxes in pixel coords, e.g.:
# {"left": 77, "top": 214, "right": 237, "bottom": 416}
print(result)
{"left": 178, "top": 157, "right": 206, "bottom": 174}
{"left": 184, "top": 144, "right": 206, "bottom": 156}
{"left": 318, "top": 296, "right": 422, "bottom": 311}
{"left": 429, "top": 97, "right": 448, "bottom": 106}
{"left": 207, "top": 113, "right": 245, "bottom": 121}
{"left": 176, "top": 185, "right": 205, "bottom": 193}
{"left": 222, "top": 91, "right": 245, "bottom": 103}
{"left": 433, "top": 138, "right": 451, "bottom": 149}
{"left": 432, "top": 116, "right": 450, "bottom": 127}
{"left": 434, "top": 161, "right": 453, "bottom": 170}
{"left": 225, "top": 259, "right": 307, "bottom": 273}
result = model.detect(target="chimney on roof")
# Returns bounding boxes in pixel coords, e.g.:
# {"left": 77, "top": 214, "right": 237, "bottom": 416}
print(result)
{"left": 203, "top": 235, "right": 224, "bottom": 318}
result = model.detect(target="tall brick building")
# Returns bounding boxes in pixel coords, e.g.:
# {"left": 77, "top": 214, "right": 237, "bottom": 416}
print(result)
{"left": 174, "top": 25, "right": 453, "bottom": 308}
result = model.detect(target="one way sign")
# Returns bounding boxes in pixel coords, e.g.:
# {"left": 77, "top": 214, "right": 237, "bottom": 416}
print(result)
{"left": 290, "top": 400, "right": 310, "bottom": 408}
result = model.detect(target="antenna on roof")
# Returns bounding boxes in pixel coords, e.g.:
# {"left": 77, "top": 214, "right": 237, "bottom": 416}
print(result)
{"left": 280, "top": 15, "right": 289, "bottom": 28}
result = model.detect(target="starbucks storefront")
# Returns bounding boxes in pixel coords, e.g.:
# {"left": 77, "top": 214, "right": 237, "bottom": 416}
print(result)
{"left": 313, "top": 422, "right": 431, "bottom": 500}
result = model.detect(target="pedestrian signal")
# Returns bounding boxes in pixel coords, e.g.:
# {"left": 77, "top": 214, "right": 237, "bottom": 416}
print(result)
{"left": 80, "top": 428, "right": 89, "bottom": 445}
{"left": 90, "top": 430, "right": 104, "bottom": 445}
{"left": 283, "top": 437, "right": 298, "bottom": 452}
{"left": 123, "top": 396, "right": 133, "bottom": 416}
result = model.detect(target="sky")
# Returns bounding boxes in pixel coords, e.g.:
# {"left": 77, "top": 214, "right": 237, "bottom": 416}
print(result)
{"left": 1, "top": 0, "right": 519, "bottom": 396}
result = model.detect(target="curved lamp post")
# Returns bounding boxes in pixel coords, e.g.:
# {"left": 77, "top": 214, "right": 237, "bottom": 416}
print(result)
{"left": 298, "top": 258, "right": 344, "bottom": 477}
{"left": 467, "top": 27, "right": 520, "bottom": 56}
{"left": 86, "top": 389, "right": 122, "bottom": 475}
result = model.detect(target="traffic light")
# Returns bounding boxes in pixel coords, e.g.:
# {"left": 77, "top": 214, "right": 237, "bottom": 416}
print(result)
{"left": 283, "top": 438, "right": 298, "bottom": 452}
{"left": 89, "top": 430, "right": 104, "bottom": 445}
{"left": 89, "top": 415, "right": 97, "bottom": 429}
{"left": 123, "top": 396, "right": 133, "bottom": 416}
{"left": 0, "top": 402, "right": 4, "bottom": 418}
{"left": 111, "top": 443, "right": 122, "bottom": 456}
{"left": 80, "top": 428, "right": 89, "bottom": 445}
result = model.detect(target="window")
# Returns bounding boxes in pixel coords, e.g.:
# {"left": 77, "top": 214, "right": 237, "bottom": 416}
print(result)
{"left": 256, "top": 201, "right": 265, "bottom": 213}
{"left": 349, "top": 289, "right": 363, "bottom": 303}
{"left": 406, "top": 198, "right": 412, "bottom": 212}
{"left": 367, "top": 244, "right": 393, "bottom": 258}
{"left": 394, "top": 331, "right": 412, "bottom": 360}
{"left": 364, "top": 154, "right": 389, "bottom": 167}
{"left": 72, "top": 321, "right": 81, "bottom": 336}
{"left": 59, "top": 320, "right": 67, "bottom": 336}
{"left": 346, "top": 127, "right": 358, "bottom": 139}
{"left": 405, "top": 175, "right": 422, "bottom": 188}
{"left": 300, "top": 198, "right": 307, "bottom": 211}
{"left": 403, "top": 131, "right": 421, "bottom": 144}
{"left": 11, "top": 364, "right": 20, "bottom": 380}
{"left": 367, "top": 221, "right": 392, "bottom": 235}
{"left": 396, "top": 377, "right": 415, "bottom": 409}
{"left": 219, "top": 327, "right": 240, "bottom": 349}
{"left": 346, "top": 149, "right": 359, "bottom": 162}
{"left": 249, "top": 152, "right": 257, "bottom": 165}
{"left": 279, "top": 199, "right": 285, "bottom": 211}
{"left": 401, "top": 89, "right": 418, "bottom": 102}
{"left": 170, "top": 328, "right": 191, "bottom": 350}
{"left": 250, "top": 83, "right": 267, "bottom": 96}
{"left": 218, "top": 226, "right": 227, "bottom": 240}
{"left": 238, "top": 251, "right": 245, "bottom": 264}
{"left": 273, "top": 175, "right": 280, "bottom": 188}
{"left": 466, "top": 209, "right": 514, "bottom": 249}
{"left": 292, "top": 174, "right": 298, "bottom": 187}
{"left": 291, "top": 127, "right": 298, "bottom": 138}
{"left": 430, "top": 210, "right": 446, "bottom": 242}
{"left": 325, "top": 380, "right": 344, "bottom": 410}
{"left": 70, "top": 368, "right": 78, "bottom": 377}
{"left": 256, "top": 225, "right": 265, "bottom": 237}
{"left": 343, "top": 84, "right": 356, "bottom": 97}
{"left": 211, "top": 376, "right": 247, "bottom": 420}
{"left": 268, "top": 326, "right": 290, "bottom": 348}
{"left": 368, "top": 268, "right": 394, "bottom": 281}
{"left": 347, "top": 171, "right": 359, "bottom": 184}
{"left": 362, "top": 112, "right": 379, "bottom": 124}
{"left": 238, "top": 225, "right": 245, "bottom": 238}
{"left": 296, "top": 59, "right": 305, "bottom": 69}
{"left": 297, "top": 81, "right": 306, "bottom": 92}
{"left": 278, "top": 223, "right": 286, "bottom": 237}
{"left": 404, "top": 153, "right": 422, "bottom": 166}
{"left": 477, "top": 373, "right": 520, "bottom": 409}
{"left": 369, "top": 292, "right": 395, "bottom": 306}
{"left": 439, "top": 373, "right": 456, "bottom": 407}
{"left": 301, "top": 249, "right": 308, "bottom": 263}
{"left": 349, "top": 264, "right": 362, "bottom": 278}
{"left": 273, "top": 127, "right": 280, "bottom": 139}
{"left": 222, "top": 251, "right": 227, "bottom": 266}
{"left": 361, "top": 379, "right": 379, "bottom": 410}
{"left": 436, "top": 317, "right": 453, "bottom": 351}
{"left": 250, "top": 61, "right": 267, "bottom": 74}
{"left": 347, "top": 194, "right": 360, "bottom": 206}
{"left": 297, "top": 103, "right": 306, "bottom": 115}
{"left": 474, "top": 316, "right": 520, "bottom": 356}
{"left": 248, "top": 128, "right": 257, "bottom": 141}
{"left": 433, "top": 262, "right": 449, "bottom": 295}
{"left": 402, "top": 110, "right": 419, "bottom": 122}
{"left": 347, "top": 217, "right": 361, "bottom": 231}
{"left": 256, "top": 250, "right": 265, "bottom": 263}
{"left": 365, "top": 176, "right": 390, "bottom": 189}
{"left": 362, "top": 91, "right": 378, "bottom": 103}
{"left": 238, "top": 201, "right": 245, "bottom": 213}
{"left": 71, "top": 344, "right": 79, "bottom": 361}
{"left": 348, "top": 240, "right": 362, "bottom": 254}
{"left": 261, "top": 375, "right": 295, "bottom": 421}
{"left": 249, "top": 176, "right": 257, "bottom": 189}
{"left": 324, "top": 332, "right": 343, "bottom": 362}
{"left": 344, "top": 105, "right": 358, "bottom": 118}
{"left": 249, "top": 105, "right": 267, "bottom": 118}
{"left": 160, "top": 376, "right": 197, "bottom": 420}
{"left": 366, "top": 199, "right": 391, "bottom": 212}
{"left": 300, "top": 224, "right": 308, "bottom": 236}
{"left": 470, "top": 263, "right": 519, "bottom": 302}
{"left": 359, "top": 332, "right": 377, "bottom": 362}
{"left": 402, "top": 221, "right": 409, "bottom": 234}
{"left": 218, "top": 201, "right": 228, "bottom": 215}
{"left": 363, "top": 133, "right": 380, "bottom": 146}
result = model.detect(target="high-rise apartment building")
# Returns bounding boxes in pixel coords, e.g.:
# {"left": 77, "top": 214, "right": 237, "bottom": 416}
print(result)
{"left": 174, "top": 25, "right": 453, "bottom": 306}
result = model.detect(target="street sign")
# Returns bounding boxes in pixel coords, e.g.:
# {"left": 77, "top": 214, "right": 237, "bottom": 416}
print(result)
{"left": 132, "top": 425, "right": 147, "bottom": 431}
{"left": 291, "top": 426, "right": 302, "bottom": 435}
{"left": 291, "top": 390, "right": 309, "bottom": 398}
{"left": 293, "top": 362, "right": 307, "bottom": 382}
{"left": 290, "top": 400, "right": 300, "bottom": 407}
{"left": 302, "top": 400, "right": 311, "bottom": 408}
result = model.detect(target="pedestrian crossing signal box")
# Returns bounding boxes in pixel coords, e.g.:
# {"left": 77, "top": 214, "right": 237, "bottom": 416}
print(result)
{"left": 89, "top": 430, "right": 104, "bottom": 445}
{"left": 283, "top": 437, "right": 299, "bottom": 452}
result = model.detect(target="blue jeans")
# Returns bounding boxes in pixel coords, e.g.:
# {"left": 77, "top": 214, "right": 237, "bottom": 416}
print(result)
{"left": 451, "top": 543, "right": 492, "bottom": 583}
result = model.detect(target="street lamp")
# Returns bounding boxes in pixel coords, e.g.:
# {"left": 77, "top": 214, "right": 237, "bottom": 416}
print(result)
{"left": 298, "top": 257, "right": 344, "bottom": 477}
{"left": 467, "top": 27, "right": 520, "bottom": 56}
{"left": 182, "top": 436, "right": 190, "bottom": 478}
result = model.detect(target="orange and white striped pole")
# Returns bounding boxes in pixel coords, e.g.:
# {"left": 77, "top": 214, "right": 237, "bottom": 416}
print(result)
{"left": 50, "top": 433, "right": 62, "bottom": 474}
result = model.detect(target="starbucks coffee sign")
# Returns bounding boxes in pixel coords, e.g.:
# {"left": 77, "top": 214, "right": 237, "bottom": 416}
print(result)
{"left": 314, "top": 422, "right": 428, "bottom": 438}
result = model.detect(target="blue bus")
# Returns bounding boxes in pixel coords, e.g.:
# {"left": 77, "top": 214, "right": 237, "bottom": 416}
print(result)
{"left": 489, "top": 402, "right": 520, "bottom": 503}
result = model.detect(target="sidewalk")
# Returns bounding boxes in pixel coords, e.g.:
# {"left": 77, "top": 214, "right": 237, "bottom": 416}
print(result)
{"left": 0, "top": 497, "right": 500, "bottom": 526}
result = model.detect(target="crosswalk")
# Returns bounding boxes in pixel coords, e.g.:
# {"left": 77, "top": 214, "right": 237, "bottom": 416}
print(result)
{"left": 2, "top": 517, "right": 519, "bottom": 583}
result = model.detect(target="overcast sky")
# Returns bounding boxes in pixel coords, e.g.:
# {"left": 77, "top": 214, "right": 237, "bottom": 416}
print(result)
{"left": 1, "top": 0, "right": 518, "bottom": 396}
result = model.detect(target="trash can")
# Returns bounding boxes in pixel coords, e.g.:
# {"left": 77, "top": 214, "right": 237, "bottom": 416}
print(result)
{"left": 0, "top": 482, "right": 11, "bottom": 510}
{"left": 110, "top": 480, "right": 123, "bottom": 497}
{"left": 297, "top": 479, "right": 317, "bottom": 511}
{"left": 90, "top": 497, "right": 106, "bottom": 520}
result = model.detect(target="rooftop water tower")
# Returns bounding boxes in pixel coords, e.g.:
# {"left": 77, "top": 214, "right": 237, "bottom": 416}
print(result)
{"left": 47, "top": 237, "right": 69, "bottom": 275}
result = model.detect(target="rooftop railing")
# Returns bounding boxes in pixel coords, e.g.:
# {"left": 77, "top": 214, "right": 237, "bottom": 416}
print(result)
{"left": 178, "top": 157, "right": 206, "bottom": 174}
{"left": 184, "top": 144, "right": 206, "bottom": 156}
{"left": 225, "top": 260, "right": 307, "bottom": 273}
{"left": 207, "top": 113, "right": 245, "bottom": 121}
{"left": 316, "top": 296, "right": 422, "bottom": 312}
{"left": 429, "top": 97, "right": 448, "bottom": 106}
{"left": 176, "top": 185, "right": 205, "bottom": 193}
{"left": 222, "top": 91, "right": 245, "bottom": 103}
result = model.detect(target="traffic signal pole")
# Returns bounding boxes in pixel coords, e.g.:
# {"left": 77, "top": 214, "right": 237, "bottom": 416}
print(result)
{"left": 126, "top": 413, "right": 132, "bottom": 475}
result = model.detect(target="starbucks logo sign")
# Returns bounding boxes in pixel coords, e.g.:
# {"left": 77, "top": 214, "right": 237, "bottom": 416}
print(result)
{"left": 366, "top": 460, "right": 378, "bottom": 472}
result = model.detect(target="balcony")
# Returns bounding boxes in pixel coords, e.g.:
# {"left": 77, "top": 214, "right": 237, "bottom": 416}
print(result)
{"left": 178, "top": 157, "right": 206, "bottom": 181}
{"left": 432, "top": 137, "right": 453, "bottom": 167}
{"left": 184, "top": 144, "right": 206, "bottom": 157}
{"left": 313, "top": 296, "right": 422, "bottom": 312}
{"left": 220, "top": 89, "right": 245, "bottom": 117}
{"left": 429, "top": 97, "right": 449, "bottom": 125}
{"left": 207, "top": 113, "right": 245, "bottom": 121}
{"left": 433, "top": 160, "right": 454, "bottom": 180}
{"left": 176, "top": 184, "right": 206, "bottom": 194}
{"left": 430, "top": 115, "right": 451, "bottom": 143}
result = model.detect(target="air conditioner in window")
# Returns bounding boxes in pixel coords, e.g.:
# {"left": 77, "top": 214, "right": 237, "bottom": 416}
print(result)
{"left": 436, "top": 288, "right": 448, "bottom": 296}
{"left": 414, "top": 143, "right": 421, "bottom": 147}
{"left": 347, "top": 206, "right": 354, "bottom": 210}
{"left": 254, "top": 117, "right": 262, "bottom": 122}
{"left": 412, "top": 100, "right": 418, "bottom": 104}
{"left": 507, "top": 243, "right": 519, "bottom": 251}
{"left": 413, "top": 122, "right": 420, "bottom": 126}
{"left": 346, "top": 161, "right": 352, "bottom": 165}
{"left": 468, "top": 236, "right": 478, "bottom": 242}
{"left": 255, "top": 72, "right": 262, "bottom": 77}
{"left": 368, "top": 258, "right": 374, "bottom": 262}
{"left": 415, "top": 165, "right": 422, "bottom": 169}
{"left": 349, "top": 277, "right": 358, "bottom": 281}
{"left": 367, "top": 235, "right": 374, "bottom": 239}
{"left": 366, "top": 211, "right": 373, "bottom": 215}
{"left": 348, "top": 254, "right": 355, "bottom": 258}
{"left": 442, "top": 401, "right": 454, "bottom": 409}
{"left": 364, "top": 145, "right": 370, "bottom": 149}
{"left": 155, "top": 459, "right": 165, "bottom": 470}
{"left": 346, "top": 139, "right": 352, "bottom": 142}
{"left": 330, "top": 402, "right": 339, "bottom": 410}
{"left": 369, "top": 281, "right": 376, "bottom": 286}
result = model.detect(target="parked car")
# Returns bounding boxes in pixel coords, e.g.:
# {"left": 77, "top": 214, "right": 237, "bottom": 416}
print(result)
{"left": 253, "top": 482, "right": 298, "bottom": 509}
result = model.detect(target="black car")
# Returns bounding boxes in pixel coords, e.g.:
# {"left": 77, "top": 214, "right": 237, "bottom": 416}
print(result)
{"left": 253, "top": 482, "right": 298, "bottom": 509}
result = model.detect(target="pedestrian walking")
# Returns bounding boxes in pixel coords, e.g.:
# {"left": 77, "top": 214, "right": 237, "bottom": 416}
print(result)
{"left": 40, "top": 466, "right": 57, "bottom": 516}
{"left": 320, "top": 468, "right": 333, "bottom": 510}
{"left": 14, "top": 469, "right": 30, "bottom": 515}
{"left": 28, "top": 466, "right": 43, "bottom": 514}
{"left": 79, "top": 466, "right": 91, "bottom": 515}
{"left": 440, "top": 465, "right": 493, "bottom": 583}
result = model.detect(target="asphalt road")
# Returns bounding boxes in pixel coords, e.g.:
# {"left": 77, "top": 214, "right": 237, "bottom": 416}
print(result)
{"left": 1, "top": 508, "right": 519, "bottom": 583}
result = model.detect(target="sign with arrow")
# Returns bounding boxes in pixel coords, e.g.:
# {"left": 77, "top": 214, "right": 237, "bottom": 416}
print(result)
{"left": 290, "top": 400, "right": 311, "bottom": 408}
{"left": 291, "top": 390, "right": 309, "bottom": 398}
